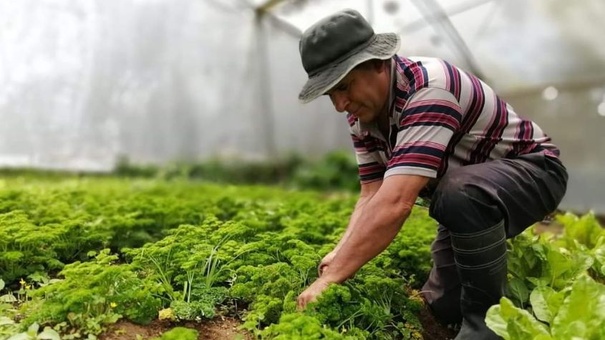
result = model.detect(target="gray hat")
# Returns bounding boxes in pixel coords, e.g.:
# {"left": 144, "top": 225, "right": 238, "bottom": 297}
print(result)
{"left": 298, "top": 9, "right": 400, "bottom": 103}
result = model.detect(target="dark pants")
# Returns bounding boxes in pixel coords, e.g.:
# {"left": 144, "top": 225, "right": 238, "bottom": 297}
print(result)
{"left": 421, "top": 151, "right": 568, "bottom": 324}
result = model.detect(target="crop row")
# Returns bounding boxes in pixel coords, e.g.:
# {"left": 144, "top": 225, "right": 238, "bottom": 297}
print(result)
{"left": 0, "top": 176, "right": 603, "bottom": 339}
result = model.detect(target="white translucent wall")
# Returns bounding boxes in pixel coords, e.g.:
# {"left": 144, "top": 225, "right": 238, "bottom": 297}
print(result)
{"left": 0, "top": 0, "right": 349, "bottom": 171}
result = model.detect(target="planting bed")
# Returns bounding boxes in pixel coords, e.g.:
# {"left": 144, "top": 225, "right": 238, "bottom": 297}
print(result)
{"left": 0, "top": 176, "right": 603, "bottom": 339}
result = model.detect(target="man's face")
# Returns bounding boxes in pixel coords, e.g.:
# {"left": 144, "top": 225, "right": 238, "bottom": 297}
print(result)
{"left": 326, "top": 62, "right": 389, "bottom": 124}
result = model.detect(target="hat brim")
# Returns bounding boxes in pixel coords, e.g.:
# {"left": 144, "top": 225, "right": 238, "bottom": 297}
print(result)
{"left": 298, "top": 33, "right": 400, "bottom": 104}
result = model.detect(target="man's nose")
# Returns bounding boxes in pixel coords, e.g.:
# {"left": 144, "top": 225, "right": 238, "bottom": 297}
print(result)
{"left": 330, "top": 92, "right": 349, "bottom": 113}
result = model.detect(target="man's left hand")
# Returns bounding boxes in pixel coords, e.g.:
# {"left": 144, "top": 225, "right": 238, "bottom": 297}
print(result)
{"left": 297, "top": 278, "right": 333, "bottom": 310}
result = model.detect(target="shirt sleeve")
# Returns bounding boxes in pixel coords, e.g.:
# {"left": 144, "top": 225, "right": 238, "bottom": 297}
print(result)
{"left": 349, "top": 129, "right": 386, "bottom": 184}
{"left": 384, "top": 87, "right": 463, "bottom": 179}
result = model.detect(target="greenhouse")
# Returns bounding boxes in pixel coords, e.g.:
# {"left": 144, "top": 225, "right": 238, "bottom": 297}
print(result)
{"left": 0, "top": 0, "right": 604, "bottom": 339}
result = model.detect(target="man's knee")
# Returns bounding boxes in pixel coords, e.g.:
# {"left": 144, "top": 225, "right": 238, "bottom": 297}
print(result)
{"left": 429, "top": 172, "right": 503, "bottom": 232}
{"left": 429, "top": 172, "right": 483, "bottom": 219}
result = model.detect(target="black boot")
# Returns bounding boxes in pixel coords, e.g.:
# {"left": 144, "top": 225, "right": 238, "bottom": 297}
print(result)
{"left": 450, "top": 220, "right": 507, "bottom": 340}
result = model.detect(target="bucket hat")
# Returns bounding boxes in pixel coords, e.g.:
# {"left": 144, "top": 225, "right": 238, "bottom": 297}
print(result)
{"left": 298, "top": 9, "right": 400, "bottom": 103}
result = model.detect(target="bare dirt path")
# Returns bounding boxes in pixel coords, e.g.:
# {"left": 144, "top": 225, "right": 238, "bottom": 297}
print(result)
{"left": 98, "top": 311, "right": 456, "bottom": 340}
{"left": 98, "top": 317, "right": 252, "bottom": 340}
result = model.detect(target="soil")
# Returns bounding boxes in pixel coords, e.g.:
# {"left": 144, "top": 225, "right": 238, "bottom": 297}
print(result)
{"left": 98, "top": 317, "right": 253, "bottom": 340}
{"left": 99, "top": 313, "right": 457, "bottom": 340}
{"left": 99, "top": 313, "right": 460, "bottom": 340}
{"left": 417, "top": 302, "right": 458, "bottom": 340}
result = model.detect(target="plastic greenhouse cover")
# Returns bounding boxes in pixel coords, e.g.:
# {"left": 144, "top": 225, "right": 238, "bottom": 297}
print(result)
{"left": 265, "top": 0, "right": 605, "bottom": 93}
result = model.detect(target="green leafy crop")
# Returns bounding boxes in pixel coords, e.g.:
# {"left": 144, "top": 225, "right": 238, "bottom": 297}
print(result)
{"left": 1, "top": 175, "right": 602, "bottom": 340}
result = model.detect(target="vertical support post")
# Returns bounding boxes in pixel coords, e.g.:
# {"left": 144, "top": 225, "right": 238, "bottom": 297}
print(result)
{"left": 255, "top": 12, "right": 277, "bottom": 160}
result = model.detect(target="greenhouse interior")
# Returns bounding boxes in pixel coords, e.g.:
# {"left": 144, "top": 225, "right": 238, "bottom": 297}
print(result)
{"left": 0, "top": 0, "right": 604, "bottom": 339}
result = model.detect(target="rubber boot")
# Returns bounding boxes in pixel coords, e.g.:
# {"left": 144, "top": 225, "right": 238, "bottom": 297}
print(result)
{"left": 422, "top": 225, "right": 463, "bottom": 325}
{"left": 450, "top": 220, "right": 507, "bottom": 340}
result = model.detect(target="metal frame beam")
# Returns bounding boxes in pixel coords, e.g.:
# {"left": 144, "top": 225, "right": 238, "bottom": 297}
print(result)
{"left": 410, "top": 0, "right": 485, "bottom": 79}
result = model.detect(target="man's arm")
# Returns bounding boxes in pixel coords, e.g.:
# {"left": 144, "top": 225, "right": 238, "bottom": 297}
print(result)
{"left": 297, "top": 174, "right": 429, "bottom": 308}
{"left": 320, "top": 174, "right": 429, "bottom": 284}
{"left": 317, "top": 180, "right": 382, "bottom": 277}
{"left": 332, "top": 180, "right": 382, "bottom": 253}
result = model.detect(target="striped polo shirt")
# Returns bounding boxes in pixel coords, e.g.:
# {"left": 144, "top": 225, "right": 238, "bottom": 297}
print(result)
{"left": 348, "top": 55, "right": 560, "bottom": 183}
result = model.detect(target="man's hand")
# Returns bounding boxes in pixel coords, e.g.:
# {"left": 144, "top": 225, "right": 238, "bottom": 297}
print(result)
{"left": 296, "top": 278, "right": 332, "bottom": 310}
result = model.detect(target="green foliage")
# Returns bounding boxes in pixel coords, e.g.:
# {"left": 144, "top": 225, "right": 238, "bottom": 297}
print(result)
{"left": 487, "top": 275, "right": 605, "bottom": 340}
{"left": 1, "top": 173, "right": 602, "bottom": 339}
{"left": 0, "top": 178, "right": 234, "bottom": 283}
{"left": 529, "top": 286, "right": 565, "bottom": 325}
{"left": 0, "top": 322, "right": 61, "bottom": 340}
{"left": 380, "top": 208, "right": 436, "bottom": 287}
{"left": 261, "top": 313, "right": 360, "bottom": 339}
{"left": 113, "top": 153, "right": 305, "bottom": 185}
{"left": 486, "top": 297, "right": 550, "bottom": 340}
{"left": 123, "top": 219, "right": 237, "bottom": 321}
{"left": 506, "top": 213, "right": 605, "bottom": 307}
{"left": 487, "top": 213, "right": 605, "bottom": 339}
{"left": 556, "top": 212, "right": 605, "bottom": 250}
{"left": 22, "top": 250, "right": 160, "bottom": 336}
{"left": 113, "top": 151, "right": 362, "bottom": 191}
{"left": 169, "top": 285, "right": 227, "bottom": 320}
{"left": 303, "top": 278, "right": 423, "bottom": 339}
{"left": 554, "top": 212, "right": 605, "bottom": 280}
{"left": 551, "top": 275, "right": 605, "bottom": 339}
{"left": 291, "top": 151, "right": 360, "bottom": 192}
{"left": 152, "top": 326, "right": 198, "bottom": 340}
{"left": 0, "top": 211, "right": 68, "bottom": 283}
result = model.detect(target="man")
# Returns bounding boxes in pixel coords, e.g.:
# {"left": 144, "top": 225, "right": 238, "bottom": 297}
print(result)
{"left": 294, "top": 9, "right": 568, "bottom": 340}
